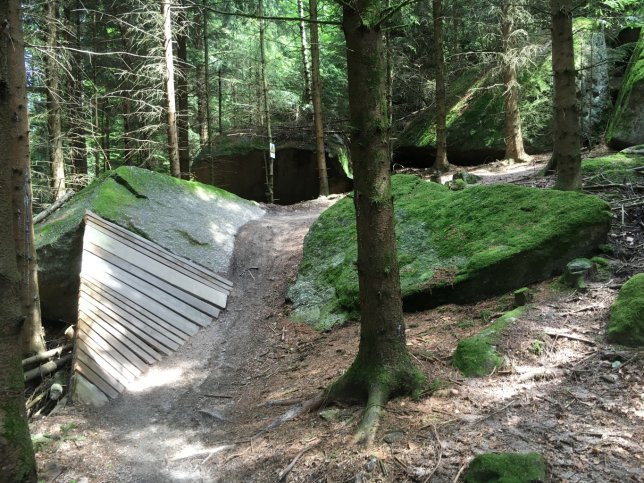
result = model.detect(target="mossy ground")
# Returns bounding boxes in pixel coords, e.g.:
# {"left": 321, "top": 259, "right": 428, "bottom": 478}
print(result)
{"left": 452, "top": 307, "right": 525, "bottom": 377}
{"left": 582, "top": 152, "right": 644, "bottom": 184}
{"left": 289, "top": 175, "right": 611, "bottom": 330}
{"left": 464, "top": 452, "right": 547, "bottom": 483}
{"left": 607, "top": 273, "right": 644, "bottom": 346}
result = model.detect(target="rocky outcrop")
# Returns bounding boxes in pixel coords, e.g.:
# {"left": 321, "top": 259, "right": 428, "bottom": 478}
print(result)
{"left": 607, "top": 273, "right": 644, "bottom": 346}
{"left": 607, "top": 33, "right": 644, "bottom": 148}
{"left": 289, "top": 175, "right": 612, "bottom": 330}
{"left": 36, "top": 167, "right": 264, "bottom": 323}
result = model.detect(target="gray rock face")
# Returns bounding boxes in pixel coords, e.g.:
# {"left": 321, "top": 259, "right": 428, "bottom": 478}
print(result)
{"left": 73, "top": 374, "right": 109, "bottom": 407}
{"left": 607, "top": 34, "right": 644, "bottom": 148}
{"left": 36, "top": 167, "right": 265, "bottom": 323}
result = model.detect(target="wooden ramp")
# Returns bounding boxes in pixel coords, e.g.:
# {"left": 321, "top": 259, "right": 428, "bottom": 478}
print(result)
{"left": 72, "top": 211, "right": 232, "bottom": 401}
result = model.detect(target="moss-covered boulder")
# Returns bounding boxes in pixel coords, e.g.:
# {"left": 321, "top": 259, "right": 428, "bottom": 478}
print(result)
{"left": 582, "top": 151, "right": 644, "bottom": 184}
{"left": 453, "top": 308, "right": 524, "bottom": 377}
{"left": 607, "top": 273, "right": 644, "bottom": 346}
{"left": 607, "top": 33, "right": 644, "bottom": 149}
{"left": 289, "top": 175, "right": 611, "bottom": 330}
{"left": 396, "top": 19, "right": 610, "bottom": 165}
{"left": 36, "top": 166, "right": 264, "bottom": 323}
{"left": 464, "top": 452, "right": 547, "bottom": 483}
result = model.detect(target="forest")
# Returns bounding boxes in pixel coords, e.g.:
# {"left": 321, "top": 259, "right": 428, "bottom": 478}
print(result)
{"left": 1, "top": 0, "right": 643, "bottom": 481}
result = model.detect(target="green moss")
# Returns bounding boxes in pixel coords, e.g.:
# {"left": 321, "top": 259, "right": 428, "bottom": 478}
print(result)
{"left": 606, "top": 34, "right": 644, "bottom": 145}
{"left": 290, "top": 174, "right": 611, "bottom": 329}
{"left": 453, "top": 308, "right": 524, "bottom": 377}
{"left": 464, "top": 452, "right": 547, "bottom": 483}
{"left": 607, "top": 273, "right": 644, "bottom": 346}
{"left": 581, "top": 153, "right": 644, "bottom": 183}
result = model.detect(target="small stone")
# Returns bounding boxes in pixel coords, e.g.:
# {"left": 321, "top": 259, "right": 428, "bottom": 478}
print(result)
{"left": 319, "top": 408, "right": 341, "bottom": 421}
{"left": 453, "top": 171, "right": 481, "bottom": 184}
{"left": 383, "top": 431, "right": 405, "bottom": 444}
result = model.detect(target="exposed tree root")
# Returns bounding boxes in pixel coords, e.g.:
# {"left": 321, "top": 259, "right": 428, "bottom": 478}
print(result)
{"left": 351, "top": 385, "right": 386, "bottom": 446}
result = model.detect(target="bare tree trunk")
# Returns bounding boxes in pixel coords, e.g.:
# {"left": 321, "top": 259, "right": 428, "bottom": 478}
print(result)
{"left": 309, "top": 0, "right": 329, "bottom": 196}
{"left": 45, "top": 0, "right": 66, "bottom": 200}
{"left": 194, "top": 8, "right": 208, "bottom": 146}
{"left": 502, "top": 0, "right": 530, "bottom": 163}
{"left": 325, "top": 0, "right": 425, "bottom": 447}
{"left": 162, "top": 0, "right": 180, "bottom": 177}
{"left": 218, "top": 67, "right": 223, "bottom": 135}
{"left": 176, "top": 6, "right": 191, "bottom": 178}
{"left": 203, "top": 0, "right": 213, "bottom": 147}
{"left": 551, "top": 0, "right": 581, "bottom": 190}
{"left": 297, "top": 0, "right": 312, "bottom": 108}
{"left": 0, "top": 1, "right": 39, "bottom": 478}
{"left": 67, "top": 0, "right": 87, "bottom": 175}
{"left": 432, "top": 0, "right": 449, "bottom": 171}
{"left": 258, "top": 0, "right": 274, "bottom": 203}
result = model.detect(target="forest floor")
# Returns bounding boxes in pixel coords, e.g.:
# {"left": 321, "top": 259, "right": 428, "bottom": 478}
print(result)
{"left": 32, "top": 152, "right": 643, "bottom": 482}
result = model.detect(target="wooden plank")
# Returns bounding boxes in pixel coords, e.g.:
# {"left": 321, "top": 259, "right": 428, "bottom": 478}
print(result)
{"left": 76, "top": 348, "right": 127, "bottom": 393}
{"left": 85, "top": 211, "right": 233, "bottom": 290}
{"left": 74, "top": 361, "right": 120, "bottom": 399}
{"left": 78, "top": 302, "right": 157, "bottom": 367}
{"left": 84, "top": 221, "right": 229, "bottom": 308}
{"left": 81, "top": 265, "right": 201, "bottom": 336}
{"left": 76, "top": 323, "right": 141, "bottom": 380}
{"left": 85, "top": 242, "right": 221, "bottom": 319}
{"left": 82, "top": 250, "right": 215, "bottom": 327}
{"left": 82, "top": 278, "right": 188, "bottom": 344}
{"left": 84, "top": 223, "right": 228, "bottom": 309}
{"left": 80, "top": 282, "right": 179, "bottom": 353}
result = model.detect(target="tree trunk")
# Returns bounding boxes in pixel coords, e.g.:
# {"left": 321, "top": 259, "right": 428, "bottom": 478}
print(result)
{"left": 176, "top": 6, "right": 191, "bottom": 179}
{"left": 258, "top": 0, "right": 274, "bottom": 203}
{"left": 45, "top": 0, "right": 66, "bottom": 200}
{"left": 162, "top": 0, "right": 181, "bottom": 178}
{"left": 309, "top": 0, "right": 329, "bottom": 196}
{"left": 218, "top": 67, "right": 223, "bottom": 135}
{"left": 551, "top": 0, "right": 581, "bottom": 190}
{"left": 203, "top": 0, "right": 213, "bottom": 147}
{"left": 326, "top": 0, "right": 425, "bottom": 446}
{"left": 432, "top": 0, "right": 449, "bottom": 171}
{"left": 0, "top": 1, "right": 39, "bottom": 479}
{"left": 194, "top": 8, "right": 208, "bottom": 146}
{"left": 297, "top": 0, "right": 312, "bottom": 108}
{"left": 67, "top": 0, "right": 87, "bottom": 175}
{"left": 502, "top": 0, "right": 530, "bottom": 163}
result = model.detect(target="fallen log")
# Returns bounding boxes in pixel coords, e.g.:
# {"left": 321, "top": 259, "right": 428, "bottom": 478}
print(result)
{"left": 22, "top": 344, "right": 73, "bottom": 368}
{"left": 33, "top": 190, "right": 74, "bottom": 224}
{"left": 23, "top": 355, "right": 72, "bottom": 383}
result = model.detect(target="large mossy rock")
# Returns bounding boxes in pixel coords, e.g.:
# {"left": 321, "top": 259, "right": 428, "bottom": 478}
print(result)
{"left": 396, "top": 19, "right": 610, "bottom": 165}
{"left": 582, "top": 151, "right": 644, "bottom": 184}
{"left": 464, "top": 452, "right": 547, "bottom": 483}
{"left": 607, "top": 273, "right": 644, "bottom": 347}
{"left": 607, "top": 33, "right": 644, "bottom": 149}
{"left": 36, "top": 166, "right": 265, "bottom": 323}
{"left": 453, "top": 308, "right": 524, "bottom": 377}
{"left": 289, "top": 175, "right": 611, "bottom": 330}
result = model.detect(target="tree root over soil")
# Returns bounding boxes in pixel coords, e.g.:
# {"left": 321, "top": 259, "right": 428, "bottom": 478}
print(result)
{"left": 261, "top": 351, "right": 425, "bottom": 447}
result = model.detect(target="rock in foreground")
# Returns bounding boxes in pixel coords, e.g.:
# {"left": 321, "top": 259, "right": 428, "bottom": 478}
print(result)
{"left": 289, "top": 175, "right": 611, "bottom": 330}
{"left": 464, "top": 452, "right": 547, "bottom": 483}
{"left": 607, "top": 273, "right": 644, "bottom": 347}
{"left": 36, "top": 166, "right": 265, "bottom": 323}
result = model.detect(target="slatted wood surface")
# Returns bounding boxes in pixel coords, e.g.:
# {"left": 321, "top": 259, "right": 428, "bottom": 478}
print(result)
{"left": 72, "top": 211, "right": 232, "bottom": 401}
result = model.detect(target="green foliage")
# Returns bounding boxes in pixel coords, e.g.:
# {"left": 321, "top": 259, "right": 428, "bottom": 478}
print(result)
{"left": 607, "top": 273, "right": 644, "bottom": 346}
{"left": 464, "top": 452, "right": 547, "bottom": 483}
{"left": 453, "top": 308, "right": 524, "bottom": 377}
{"left": 290, "top": 175, "right": 611, "bottom": 329}
{"left": 530, "top": 339, "right": 544, "bottom": 355}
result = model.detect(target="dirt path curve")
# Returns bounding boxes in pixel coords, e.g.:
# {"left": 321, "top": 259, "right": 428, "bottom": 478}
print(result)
{"left": 34, "top": 198, "right": 335, "bottom": 483}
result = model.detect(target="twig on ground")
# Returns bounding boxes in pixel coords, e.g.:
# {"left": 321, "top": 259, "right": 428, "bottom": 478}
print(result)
{"left": 422, "top": 425, "right": 443, "bottom": 483}
{"left": 543, "top": 329, "right": 596, "bottom": 345}
{"left": 453, "top": 463, "right": 467, "bottom": 482}
{"left": 277, "top": 438, "right": 320, "bottom": 482}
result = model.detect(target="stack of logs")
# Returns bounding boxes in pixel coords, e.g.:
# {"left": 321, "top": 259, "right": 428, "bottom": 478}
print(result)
{"left": 23, "top": 327, "right": 75, "bottom": 417}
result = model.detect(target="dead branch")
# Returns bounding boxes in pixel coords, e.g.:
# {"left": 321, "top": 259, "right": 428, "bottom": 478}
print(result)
{"left": 256, "top": 392, "right": 325, "bottom": 436}
{"left": 277, "top": 438, "right": 320, "bottom": 482}
{"left": 543, "top": 329, "right": 596, "bottom": 345}
{"left": 23, "top": 355, "right": 72, "bottom": 383}
{"left": 22, "top": 343, "right": 73, "bottom": 368}
{"left": 33, "top": 190, "right": 74, "bottom": 224}
{"left": 422, "top": 426, "right": 443, "bottom": 483}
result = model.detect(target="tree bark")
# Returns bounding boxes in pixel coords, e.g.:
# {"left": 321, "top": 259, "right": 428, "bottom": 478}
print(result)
{"left": 502, "top": 0, "right": 530, "bottom": 163}
{"left": 162, "top": 0, "right": 181, "bottom": 178}
{"left": 45, "top": 0, "right": 66, "bottom": 200}
{"left": 551, "top": 0, "right": 581, "bottom": 190}
{"left": 194, "top": 8, "right": 208, "bottom": 146}
{"left": 297, "top": 0, "right": 312, "bottom": 107}
{"left": 0, "top": 2, "right": 39, "bottom": 479}
{"left": 432, "top": 0, "right": 449, "bottom": 171}
{"left": 176, "top": 6, "right": 191, "bottom": 178}
{"left": 203, "top": 0, "right": 213, "bottom": 147}
{"left": 66, "top": 0, "right": 87, "bottom": 175}
{"left": 326, "top": 0, "right": 425, "bottom": 446}
{"left": 258, "top": 0, "right": 274, "bottom": 203}
{"left": 309, "top": 0, "right": 329, "bottom": 196}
